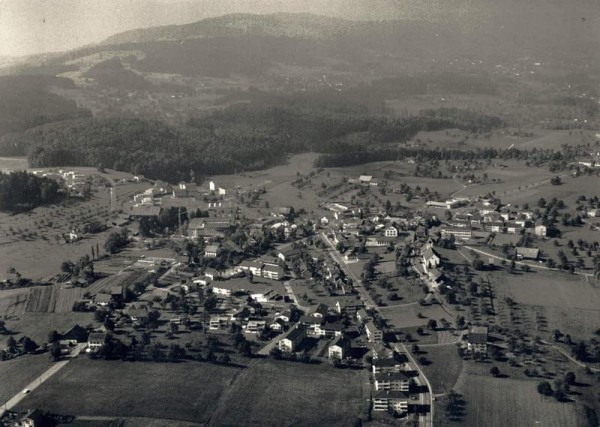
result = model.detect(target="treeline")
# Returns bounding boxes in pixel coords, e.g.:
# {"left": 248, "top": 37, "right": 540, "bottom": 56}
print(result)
{"left": 314, "top": 145, "right": 567, "bottom": 168}
{"left": 1, "top": 100, "right": 504, "bottom": 183}
{"left": 0, "top": 171, "right": 60, "bottom": 212}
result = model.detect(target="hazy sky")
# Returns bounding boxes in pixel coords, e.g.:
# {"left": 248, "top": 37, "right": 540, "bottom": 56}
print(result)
{"left": 0, "top": 0, "right": 597, "bottom": 58}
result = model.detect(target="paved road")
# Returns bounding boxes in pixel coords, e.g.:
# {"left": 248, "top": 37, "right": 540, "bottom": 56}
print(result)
{"left": 1, "top": 344, "right": 86, "bottom": 416}
{"left": 321, "top": 232, "right": 433, "bottom": 426}
{"left": 321, "top": 232, "right": 377, "bottom": 309}
{"left": 460, "top": 245, "right": 594, "bottom": 278}
{"left": 257, "top": 321, "right": 302, "bottom": 356}
{"left": 394, "top": 342, "right": 434, "bottom": 427}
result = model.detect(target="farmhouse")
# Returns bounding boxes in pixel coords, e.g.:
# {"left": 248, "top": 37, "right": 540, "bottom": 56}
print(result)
{"left": 372, "top": 390, "right": 410, "bottom": 413}
{"left": 374, "top": 371, "right": 411, "bottom": 391}
{"left": 19, "top": 409, "right": 46, "bottom": 427}
{"left": 59, "top": 324, "right": 89, "bottom": 346}
{"left": 278, "top": 325, "right": 307, "bottom": 353}
{"left": 328, "top": 334, "right": 352, "bottom": 360}
{"left": 87, "top": 332, "right": 107, "bottom": 351}
{"left": 468, "top": 326, "right": 488, "bottom": 354}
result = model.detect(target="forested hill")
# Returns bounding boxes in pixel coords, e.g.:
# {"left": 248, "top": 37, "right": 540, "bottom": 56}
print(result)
{"left": 0, "top": 101, "right": 503, "bottom": 183}
{"left": 0, "top": 75, "right": 92, "bottom": 143}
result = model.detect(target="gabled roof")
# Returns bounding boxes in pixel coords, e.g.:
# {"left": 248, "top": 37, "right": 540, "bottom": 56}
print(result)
{"left": 468, "top": 326, "right": 488, "bottom": 344}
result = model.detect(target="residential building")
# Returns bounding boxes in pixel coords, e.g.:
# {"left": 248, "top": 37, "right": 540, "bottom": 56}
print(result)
{"left": 384, "top": 226, "right": 398, "bottom": 237}
{"left": 209, "top": 316, "right": 229, "bottom": 330}
{"left": 468, "top": 326, "right": 488, "bottom": 354}
{"left": 278, "top": 325, "right": 306, "bottom": 353}
{"left": 365, "top": 320, "right": 383, "bottom": 343}
{"left": 328, "top": 334, "right": 351, "bottom": 360}
{"left": 19, "top": 409, "right": 45, "bottom": 427}
{"left": 534, "top": 224, "right": 547, "bottom": 237}
{"left": 356, "top": 308, "right": 371, "bottom": 323}
{"left": 374, "top": 371, "right": 411, "bottom": 391}
{"left": 335, "top": 297, "right": 363, "bottom": 314}
{"left": 245, "top": 320, "right": 266, "bottom": 334}
{"left": 372, "top": 357, "right": 406, "bottom": 374}
{"left": 262, "top": 264, "right": 285, "bottom": 280}
{"left": 204, "top": 244, "right": 220, "bottom": 258}
{"left": 87, "top": 332, "right": 107, "bottom": 350}
{"left": 238, "top": 260, "right": 264, "bottom": 277}
{"left": 372, "top": 390, "right": 410, "bottom": 413}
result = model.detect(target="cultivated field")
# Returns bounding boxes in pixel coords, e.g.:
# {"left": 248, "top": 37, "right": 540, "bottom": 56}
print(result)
{"left": 447, "top": 374, "right": 587, "bottom": 427}
{"left": 0, "top": 353, "right": 53, "bottom": 404}
{"left": 0, "top": 287, "right": 29, "bottom": 317}
{"left": 1, "top": 312, "right": 94, "bottom": 348}
{"left": 15, "top": 359, "right": 241, "bottom": 423}
{"left": 15, "top": 358, "right": 367, "bottom": 426}
{"left": 209, "top": 359, "right": 367, "bottom": 426}
{"left": 25, "top": 285, "right": 84, "bottom": 314}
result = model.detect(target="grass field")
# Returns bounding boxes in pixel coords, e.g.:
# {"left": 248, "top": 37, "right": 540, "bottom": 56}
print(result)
{"left": 14, "top": 358, "right": 367, "bottom": 426}
{"left": 447, "top": 374, "right": 587, "bottom": 427}
{"left": 210, "top": 359, "right": 367, "bottom": 426}
{"left": 0, "top": 287, "right": 29, "bottom": 317}
{"left": 419, "top": 345, "right": 463, "bottom": 394}
{"left": 0, "top": 353, "right": 53, "bottom": 404}
{"left": 491, "top": 270, "right": 600, "bottom": 338}
{"left": 382, "top": 303, "right": 453, "bottom": 329}
{"left": 15, "top": 359, "right": 242, "bottom": 423}
{"left": 1, "top": 312, "right": 94, "bottom": 348}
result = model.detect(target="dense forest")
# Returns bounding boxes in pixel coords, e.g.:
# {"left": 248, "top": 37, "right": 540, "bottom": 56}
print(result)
{"left": 0, "top": 97, "right": 504, "bottom": 182}
{"left": 0, "top": 75, "right": 92, "bottom": 141}
{"left": 0, "top": 171, "right": 61, "bottom": 212}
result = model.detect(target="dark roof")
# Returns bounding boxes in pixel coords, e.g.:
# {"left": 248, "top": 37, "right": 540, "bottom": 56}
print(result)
{"left": 373, "top": 357, "right": 402, "bottom": 367}
{"left": 94, "top": 293, "right": 112, "bottom": 303}
{"left": 88, "top": 332, "right": 107, "bottom": 342}
{"left": 322, "top": 322, "right": 344, "bottom": 332}
{"left": 330, "top": 334, "right": 351, "bottom": 348}
{"left": 468, "top": 326, "right": 488, "bottom": 344}
{"left": 372, "top": 390, "right": 410, "bottom": 400}
{"left": 60, "top": 324, "right": 89, "bottom": 342}
{"left": 375, "top": 371, "right": 411, "bottom": 382}
{"left": 20, "top": 409, "right": 45, "bottom": 423}
{"left": 130, "top": 205, "right": 162, "bottom": 217}
{"left": 285, "top": 325, "right": 306, "bottom": 342}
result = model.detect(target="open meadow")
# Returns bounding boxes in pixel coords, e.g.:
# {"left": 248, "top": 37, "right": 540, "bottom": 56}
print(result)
{"left": 15, "top": 358, "right": 242, "bottom": 423}
{"left": 491, "top": 270, "right": 600, "bottom": 338}
{"left": 382, "top": 303, "right": 454, "bottom": 329}
{"left": 446, "top": 374, "right": 588, "bottom": 427}
{"left": 15, "top": 358, "right": 368, "bottom": 426}
{"left": 210, "top": 359, "right": 368, "bottom": 426}
{"left": 0, "top": 353, "right": 54, "bottom": 404}
{"left": 1, "top": 312, "right": 94, "bottom": 349}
